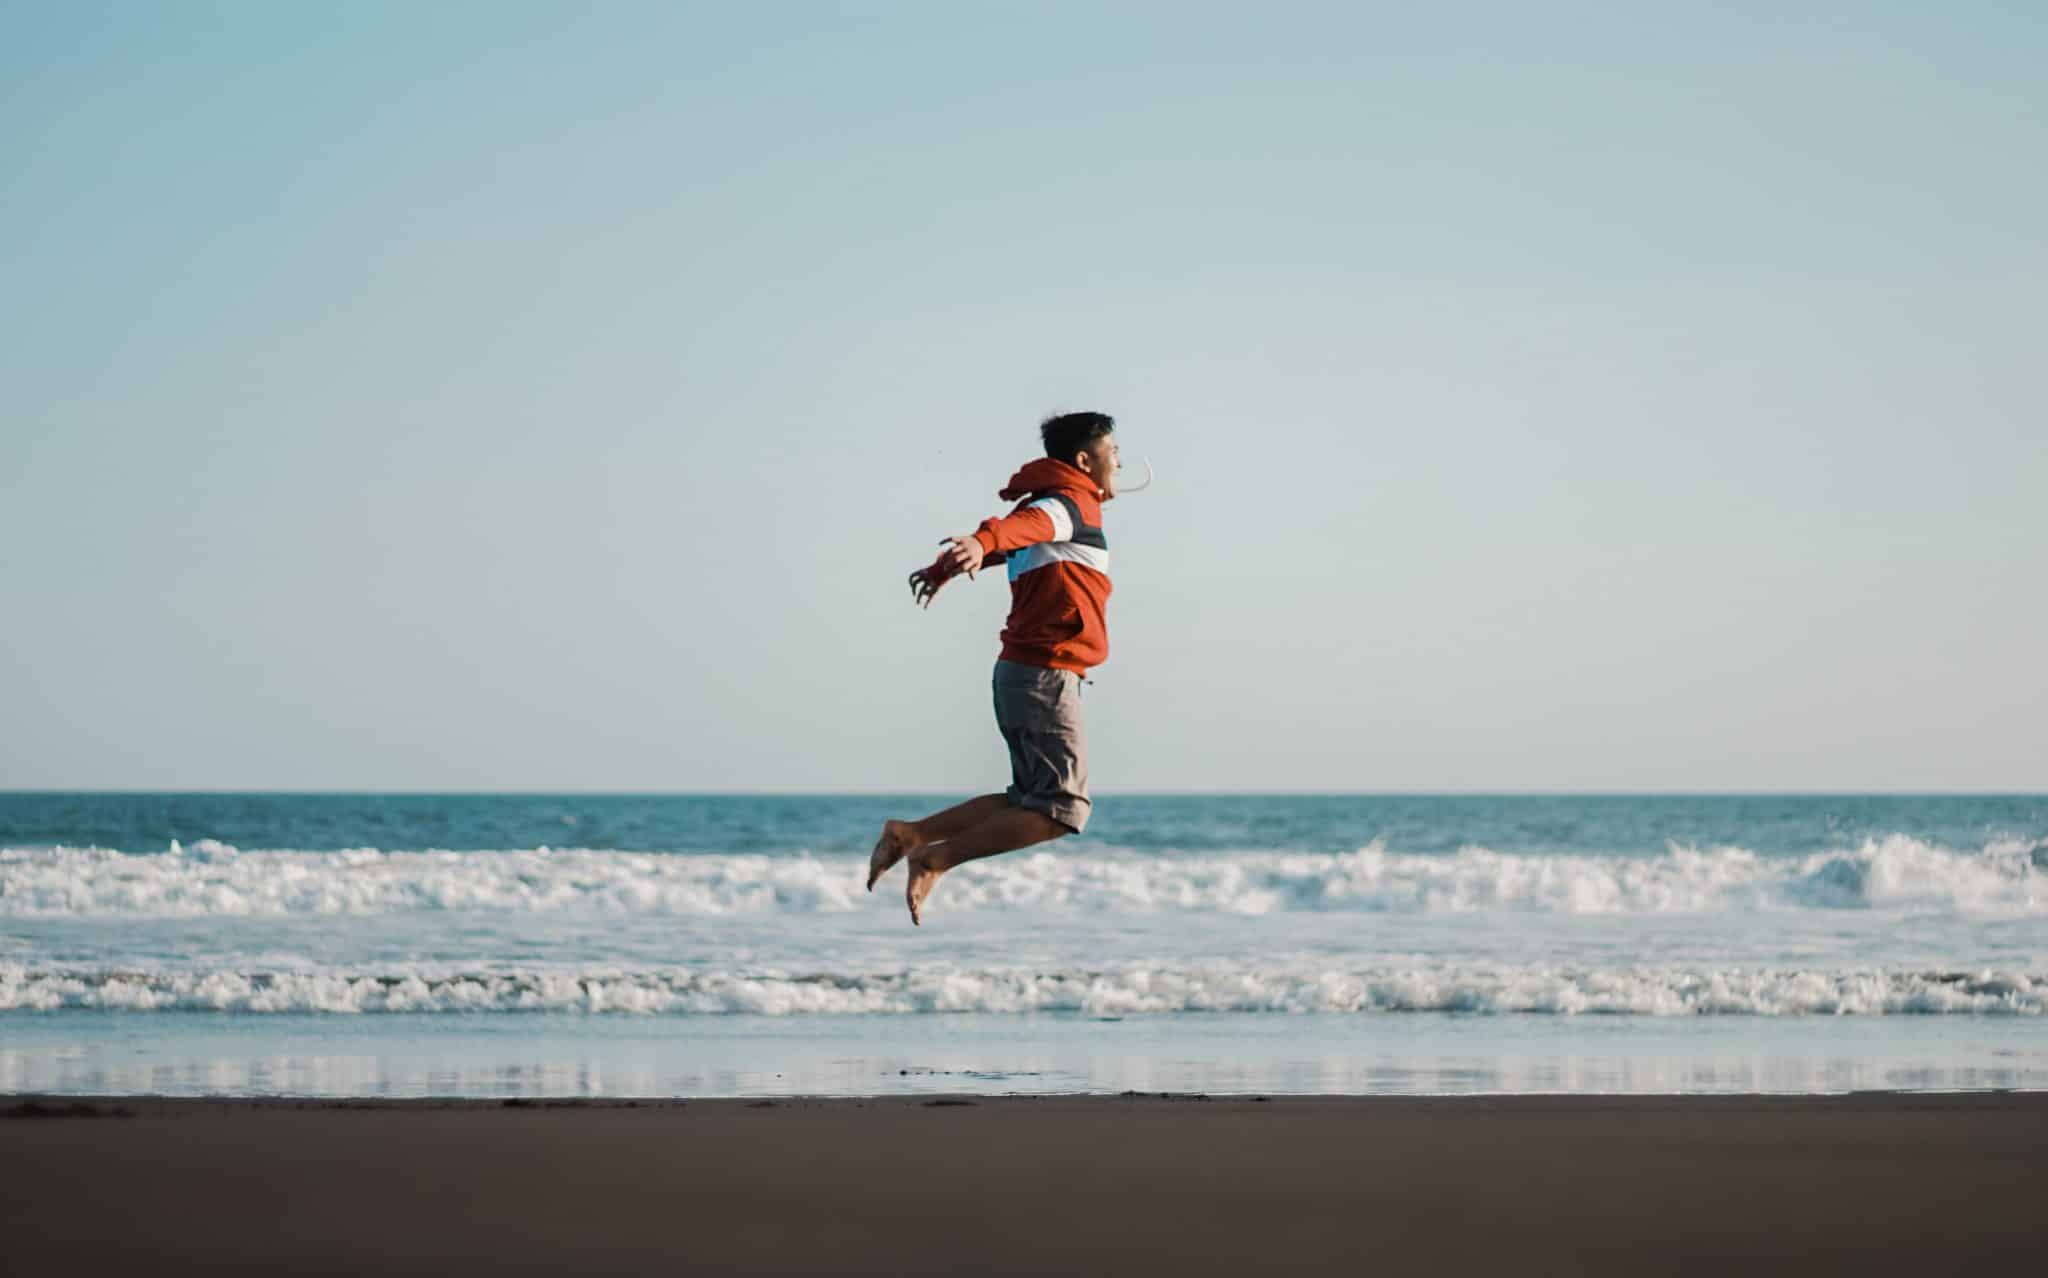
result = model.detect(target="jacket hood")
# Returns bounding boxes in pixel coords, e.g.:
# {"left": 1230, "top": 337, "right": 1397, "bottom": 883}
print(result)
{"left": 999, "top": 457, "right": 1100, "bottom": 502}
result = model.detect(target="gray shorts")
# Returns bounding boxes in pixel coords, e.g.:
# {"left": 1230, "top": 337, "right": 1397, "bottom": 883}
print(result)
{"left": 992, "top": 659, "right": 1090, "bottom": 834}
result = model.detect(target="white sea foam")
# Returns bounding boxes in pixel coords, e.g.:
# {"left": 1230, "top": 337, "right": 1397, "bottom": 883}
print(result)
{"left": 0, "top": 834, "right": 2040, "bottom": 919}
{"left": 1, "top": 960, "right": 2040, "bottom": 1015}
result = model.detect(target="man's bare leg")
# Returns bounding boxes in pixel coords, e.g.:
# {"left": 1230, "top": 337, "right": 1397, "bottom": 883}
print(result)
{"left": 867, "top": 794, "right": 1011, "bottom": 891}
{"left": 906, "top": 806, "right": 1070, "bottom": 925}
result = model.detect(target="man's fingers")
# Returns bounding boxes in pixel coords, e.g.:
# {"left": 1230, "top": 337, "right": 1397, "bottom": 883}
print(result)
{"left": 908, "top": 564, "right": 947, "bottom": 608}
{"left": 911, "top": 540, "right": 977, "bottom": 609}
{"left": 939, "top": 535, "right": 983, "bottom": 581}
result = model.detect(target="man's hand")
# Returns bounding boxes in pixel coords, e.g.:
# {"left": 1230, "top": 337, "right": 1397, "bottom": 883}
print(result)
{"left": 907, "top": 562, "right": 953, "bottom": 608}
{"left": 938, "top": 534, "right": 985, "bottom": 579}
{"left": 907, "top": 535, "right": 985, "bottom": 609}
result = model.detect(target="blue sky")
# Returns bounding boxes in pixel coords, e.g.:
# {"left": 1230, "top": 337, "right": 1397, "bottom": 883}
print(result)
{"left": 4, "top": 1, "right": 2043, "bottom": 791}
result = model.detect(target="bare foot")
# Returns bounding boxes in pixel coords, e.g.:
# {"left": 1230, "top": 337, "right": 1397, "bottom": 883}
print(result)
{"left": 905, "top": 847, "right": 951, "bottom": 926}
{"left": 867, "top": 820, "right": 925, "bottom": 891}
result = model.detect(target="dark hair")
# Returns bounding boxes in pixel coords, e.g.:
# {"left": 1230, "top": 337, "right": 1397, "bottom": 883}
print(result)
{"left": 1040, "top": 411, "right": 1115, "bottom": 464}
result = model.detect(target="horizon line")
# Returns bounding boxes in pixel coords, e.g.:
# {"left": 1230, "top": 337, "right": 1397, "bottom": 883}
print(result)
{"left": 2, "top": 788, "right": 2042, "bottom": 799}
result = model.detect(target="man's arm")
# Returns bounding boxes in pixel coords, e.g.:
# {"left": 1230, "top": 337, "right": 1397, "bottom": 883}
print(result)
{"left": 907, "top": 497, "right": 1072, "bottom": 609}
{"left": 971, "top": 496, "right": 1074, "bottom": 558}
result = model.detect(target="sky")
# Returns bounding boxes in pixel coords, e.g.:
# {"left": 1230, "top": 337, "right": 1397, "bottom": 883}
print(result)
{"left": 3, "top": 1, "right": 2043, "bottom": 792}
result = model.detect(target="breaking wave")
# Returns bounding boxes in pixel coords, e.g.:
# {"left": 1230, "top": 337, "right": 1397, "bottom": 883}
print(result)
{"left": 2, "top": 960, "right": 2041, "bottom": 1015}
{"left": 2, "top": 834, "right": 2041, "bottom": 920}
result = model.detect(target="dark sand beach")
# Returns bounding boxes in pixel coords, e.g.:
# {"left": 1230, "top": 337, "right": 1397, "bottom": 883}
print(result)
{"left": 4, "top": 1092, "right": 2044, "bottom": 1275}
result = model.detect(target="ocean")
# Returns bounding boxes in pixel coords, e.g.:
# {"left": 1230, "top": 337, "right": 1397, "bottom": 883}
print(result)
{"left": 4, "top": 793, "right": 2044, "bottom": 1097}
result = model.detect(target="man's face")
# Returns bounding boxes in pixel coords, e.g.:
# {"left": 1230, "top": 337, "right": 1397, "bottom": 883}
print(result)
{"left": 1079, "top": 433, "right": 1121, "bottom": 499}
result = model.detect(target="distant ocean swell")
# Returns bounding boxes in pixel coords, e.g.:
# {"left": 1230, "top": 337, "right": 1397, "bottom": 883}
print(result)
{"left": 2, "top": 835, "right": 2042, "bottom": 918}
{"left": 3, "top": 961, "right": 2041, "bottom": 1016}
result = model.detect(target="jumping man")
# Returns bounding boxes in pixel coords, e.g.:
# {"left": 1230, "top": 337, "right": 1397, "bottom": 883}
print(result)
{"left": 868, "top": 411, "right": 1122, "bottom": 924}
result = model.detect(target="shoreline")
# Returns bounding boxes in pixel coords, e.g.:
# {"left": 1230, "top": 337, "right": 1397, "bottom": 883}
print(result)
{"left": 6, "top": 1092, "right": 2044, "bottom": 1274}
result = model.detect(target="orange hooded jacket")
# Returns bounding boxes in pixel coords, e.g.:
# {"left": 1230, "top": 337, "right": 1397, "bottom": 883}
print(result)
{"left": 951, "top": 458, "right": 1112, "bottom": 674}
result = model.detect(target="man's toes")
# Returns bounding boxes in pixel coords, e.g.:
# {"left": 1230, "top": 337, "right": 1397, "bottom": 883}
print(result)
{"left": 867, "top": 826, "right": 905, "bottom": 891}
{"left": 905, "top": 862, "right": 939, "bottom": 926}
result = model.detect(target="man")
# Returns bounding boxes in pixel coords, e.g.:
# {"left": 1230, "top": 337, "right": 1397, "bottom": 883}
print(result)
{"left": 868, "top": 411, "right": 1123, "bottom": 925}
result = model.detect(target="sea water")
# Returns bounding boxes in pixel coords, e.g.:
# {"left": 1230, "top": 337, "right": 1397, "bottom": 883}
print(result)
{"left": 4, "top": 794, "right": 2045, "bottom": 1097}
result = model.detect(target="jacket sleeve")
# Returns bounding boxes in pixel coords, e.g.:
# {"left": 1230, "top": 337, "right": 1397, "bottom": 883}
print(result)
{"left": 972, "top": 496, "right": 1076, "bottom": 557}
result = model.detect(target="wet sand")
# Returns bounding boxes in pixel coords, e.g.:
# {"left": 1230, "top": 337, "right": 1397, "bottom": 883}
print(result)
{"left": 4, "top": 1092, "right": 2044, "bottom": 1275}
